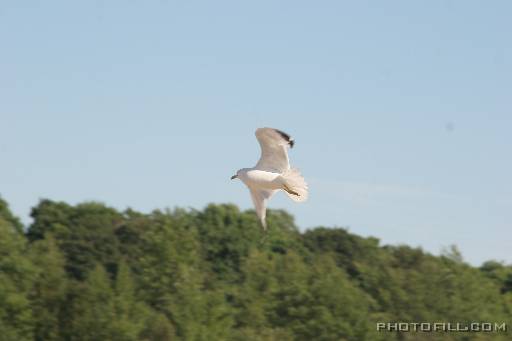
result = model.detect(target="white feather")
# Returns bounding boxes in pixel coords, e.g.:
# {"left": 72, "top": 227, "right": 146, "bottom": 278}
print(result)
{"left": 249, "top": 188, "right": 276, "bottom": 230}
{"left": 254, "top": 127, "right": 292, "bottom": 173}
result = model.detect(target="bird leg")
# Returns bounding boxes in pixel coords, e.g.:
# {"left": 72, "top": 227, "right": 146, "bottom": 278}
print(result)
{"left": 283, "top": 185, "right": 299, "bottom": 196}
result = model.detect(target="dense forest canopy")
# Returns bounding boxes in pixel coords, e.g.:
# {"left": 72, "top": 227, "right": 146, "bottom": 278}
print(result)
{"left": 0, "top": 196, "right": 511, "bottom": 340}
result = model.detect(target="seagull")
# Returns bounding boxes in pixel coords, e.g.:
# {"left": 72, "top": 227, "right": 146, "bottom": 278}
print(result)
{"left": 231, "top": 127, "right": 308, "bottom": 230}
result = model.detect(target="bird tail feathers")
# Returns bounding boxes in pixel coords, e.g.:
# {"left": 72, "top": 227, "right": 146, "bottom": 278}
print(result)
{"left": 281, "top": 168, "right": 308, "bottom": 202}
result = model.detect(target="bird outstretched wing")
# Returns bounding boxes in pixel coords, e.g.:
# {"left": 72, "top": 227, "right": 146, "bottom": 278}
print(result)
{"left": 249, "top": 188, "right": 276, "bottom": 230}
{"left": 254, "top": 127, "right": 294, "bottom": 173}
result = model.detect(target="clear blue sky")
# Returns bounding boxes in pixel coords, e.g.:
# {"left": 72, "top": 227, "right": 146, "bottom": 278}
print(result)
{"left": 1, "top": 1, "right": 510, "bottom": 265}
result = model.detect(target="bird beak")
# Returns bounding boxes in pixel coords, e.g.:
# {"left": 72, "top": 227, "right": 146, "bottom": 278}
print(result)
{"left": 231, "top": 174, "right": 237, "bottom": 180}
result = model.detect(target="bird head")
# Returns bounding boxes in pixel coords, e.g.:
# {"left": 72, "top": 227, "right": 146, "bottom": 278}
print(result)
{"left": 231, "top": 169, "right": 243, "bottom": 180}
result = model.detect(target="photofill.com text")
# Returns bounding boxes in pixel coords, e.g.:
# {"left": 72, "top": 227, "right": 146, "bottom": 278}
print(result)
{"left": 376, "top": 322, "right": 507, "bottom": 332}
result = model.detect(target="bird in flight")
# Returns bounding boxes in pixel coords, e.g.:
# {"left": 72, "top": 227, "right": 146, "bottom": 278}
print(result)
{"left": 231, "top": 127, "right": 308, "bottom": 230}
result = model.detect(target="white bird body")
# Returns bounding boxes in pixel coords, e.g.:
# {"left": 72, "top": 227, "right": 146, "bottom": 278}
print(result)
{"left": 232, "top": 128, "right": 308, "bottom": 230}
{"left": 237, "top": 169, "right": 282, "bottom": 190}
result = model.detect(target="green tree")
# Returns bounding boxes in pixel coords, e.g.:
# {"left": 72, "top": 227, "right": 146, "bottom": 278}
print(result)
{"left": 0, "top": 218, "right": 35, "bottom": 341}
{"left": 0, "top": 197, "right": 509, "bottom": 340}
{"left": 29, "top": 235, "right": 67, "bottom": 341}
{"left": 70, "top": 265, "right": 116, "bottom": 340}
{"left": 132, "top": 209, "right": 233, "bottom": 340}
{"left": 111, "top": 262, "right": 152, "bottom": 340}
{"left": 0, "top": 196, "right": 23, "bottom": 233}
{"left": 141, "top": 313, "right": 175, "bottom": 341}
{"left": 28, "top": 200, "right": 123, "bottom": 280}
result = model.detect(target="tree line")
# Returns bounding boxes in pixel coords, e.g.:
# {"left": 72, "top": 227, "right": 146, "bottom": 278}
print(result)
{"left": 0, "top": 197, "right": 511, "bottom": 340}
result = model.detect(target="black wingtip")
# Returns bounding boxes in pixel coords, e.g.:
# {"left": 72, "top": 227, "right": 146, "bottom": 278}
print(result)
{"left": 275, "top": 129, "right": 294, "bottom": 148}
